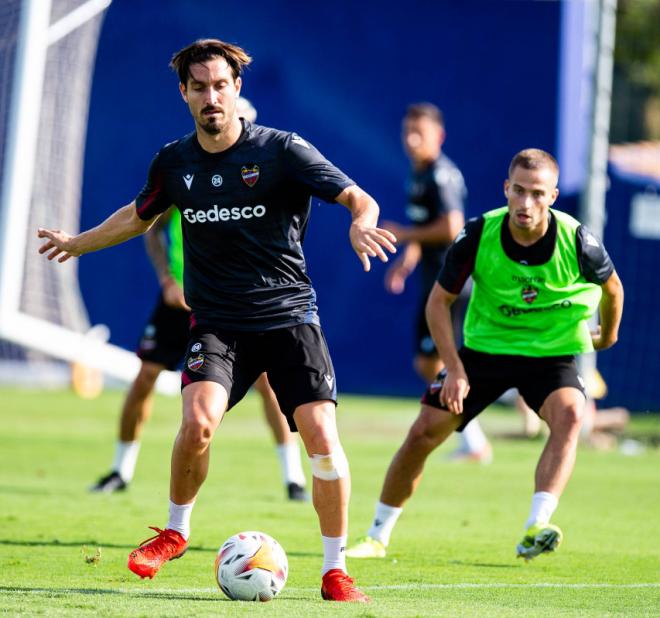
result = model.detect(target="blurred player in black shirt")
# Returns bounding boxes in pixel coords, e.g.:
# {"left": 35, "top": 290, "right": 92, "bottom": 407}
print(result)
{"left": 380, "top": 103, "right": 492, "bottom": 464}
{"left": 38, "top": 38, "right": 396, "bottom": 602}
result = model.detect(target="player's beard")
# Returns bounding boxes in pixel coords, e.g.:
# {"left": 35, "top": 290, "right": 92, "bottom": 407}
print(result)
{"left": 198, "top": 106, "right": 230, "bottom": 136}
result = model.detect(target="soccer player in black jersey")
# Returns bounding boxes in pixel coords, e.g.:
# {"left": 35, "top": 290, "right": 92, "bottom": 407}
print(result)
{"left": 89, "top": 97, "right": 311, "bottom": 503}
{"left": 38, "top": 38, "right": 396, "bottom": 602}
{"left": 378, "top": 102, "right": 493, "bottom": 466}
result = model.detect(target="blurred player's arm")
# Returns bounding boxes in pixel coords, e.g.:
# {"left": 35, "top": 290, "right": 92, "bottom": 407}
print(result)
{"left": 144, "top": 208, "right": 173, "bottom": 284}
{"left": 336, "top": 185, "right": 397, "bottom": 272}
{"left": 384, "top": 242, "right": 422, "bottom": 294}
{"left": 385, "top": 164, "right": 466, "bottom": 246}
{"left": 592, "top": 270, "right": 624, "bottom": 351}
{"left": 37, "top": 201, "right": 157, "bottom": 263}
{"left": 384, "top": 209, "right": 464, "bottom": 246}
{"left": 143, "top": 208, "right": 189, "bottom": 310}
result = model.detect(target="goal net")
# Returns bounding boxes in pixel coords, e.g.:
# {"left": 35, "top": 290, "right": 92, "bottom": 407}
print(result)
{"left": 0, "top": 0, "right": 178, "bottom": 393}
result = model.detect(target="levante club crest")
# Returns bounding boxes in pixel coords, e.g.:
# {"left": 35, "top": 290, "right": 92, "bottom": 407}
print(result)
{"left": 241, "top": 165, "right": 260, "bottom": 187}
{"left": 521, "top": 285, "right": 539, "bottom": 304}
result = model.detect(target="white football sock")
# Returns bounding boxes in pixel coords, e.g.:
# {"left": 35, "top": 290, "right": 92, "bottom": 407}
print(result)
{"left": 321, "top": 535, "right": 347, "bottom": 575}
{"left": 112, "top": 440, "right": 141, "bottom": 482}
{"left": 525, "top": 491, "right": 558, "bottom": 529}
{"left": 166, "top": 500, "right": 195, "bottom": 540}
{"left": 459, "top": 419, "right": 488, "bottom": 453}
{"left": 276, "top": 441, "right": 306, "bottom": 486}
{"left": 367, "top": 501, "right": 403, "bottom": 546}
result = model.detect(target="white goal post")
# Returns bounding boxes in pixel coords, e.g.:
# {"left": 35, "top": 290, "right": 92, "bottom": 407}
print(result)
{"left": 0, "top": 0, "right": 179, "bottom": 394}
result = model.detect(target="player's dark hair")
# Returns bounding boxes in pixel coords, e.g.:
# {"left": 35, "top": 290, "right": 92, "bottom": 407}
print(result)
{"left": 170, "top": 39, "right": 252, "bottom": 85}
{"left": 509, "top": 148, "right": 559, "bottom": 178}
{"left": 405, "top": 102, "right": 444, "bottom": 127}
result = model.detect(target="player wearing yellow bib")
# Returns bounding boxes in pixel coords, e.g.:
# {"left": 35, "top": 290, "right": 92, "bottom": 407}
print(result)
{"left": 347, "top": 148, "right": 624, "bottom": 561}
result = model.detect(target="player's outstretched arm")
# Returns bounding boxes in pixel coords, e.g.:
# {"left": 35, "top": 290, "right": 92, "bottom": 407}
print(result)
{"left": 592, "top": 270, "right": 624, "bottom": 351}
{"left": 335, "top": 185, "right": 397, "bottom": 272}
{"left": 426, "top": 282, "right": 470, "bottom": 414}
{"left": 37, "top": 202, "right": 156, "bottom": 263}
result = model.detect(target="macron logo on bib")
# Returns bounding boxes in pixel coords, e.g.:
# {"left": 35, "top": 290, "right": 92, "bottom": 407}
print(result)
{"left": 183, "top": 204, "right": 266, "bottom": 223}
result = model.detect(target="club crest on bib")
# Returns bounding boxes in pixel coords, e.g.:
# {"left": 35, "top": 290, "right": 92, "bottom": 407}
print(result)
{"left": 522, "top": 285, "right": 539, "bottom": 304}
{"left": 241, "top": 165, "right": 260, "bottom": 187}
{"left": 187, "top": 354, "right": 205, "bottom": 372}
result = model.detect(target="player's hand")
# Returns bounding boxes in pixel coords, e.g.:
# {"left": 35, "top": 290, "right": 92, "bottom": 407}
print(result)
{"left": 37, "top": 228, "right": 80, "bottom": 262}
{"left": 384, "top": 262, "right": 411, "bottom": 294}
{"left": 162, "top": 277, "right": 191, "bottom": 311}
{"left": 349, "top": 223, "right": 397, "bottom": 272}
{"left": 382, "top": 220, "right": 409, "bottom": 244}
{"left": 591, "top": 325, "right": 616, "bottom": 351}
{"left": 439, "top": 366, "right": 470, "bottom": 415}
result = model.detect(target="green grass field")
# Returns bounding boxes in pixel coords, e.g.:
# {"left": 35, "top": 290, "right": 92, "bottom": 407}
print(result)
{"left": 1, "top": 387, "right": 659, "bottom": 616}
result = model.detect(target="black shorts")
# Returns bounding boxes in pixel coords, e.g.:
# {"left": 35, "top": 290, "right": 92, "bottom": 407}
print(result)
{"left": 136, "top": 295, "right": 190, "bottom": 370}
{"left": 421, "top": 347, "right": 586, "bottom": 431}
{"left": 181, "top": 323, "right": 336, "bottom": 431}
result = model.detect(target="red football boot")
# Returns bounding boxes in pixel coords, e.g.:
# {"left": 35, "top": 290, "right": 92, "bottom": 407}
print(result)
{"left": 127, "top": 527, "right": 188, "bottom": 579}
{"left": 321, "top": 569, "right": 370, "bottom": 602}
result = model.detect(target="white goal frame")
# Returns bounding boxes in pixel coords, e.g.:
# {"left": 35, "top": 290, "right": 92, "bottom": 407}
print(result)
{"left": 0, "top": 0, "right": 179, "bottom": 394}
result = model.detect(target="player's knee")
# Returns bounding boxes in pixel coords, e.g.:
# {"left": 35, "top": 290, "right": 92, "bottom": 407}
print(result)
{"left": 180, "top": 416, "right": 216, "bottom": 450}
{"left": 547, "top": 402, "right": 584, "bottom": 437}
{"left": 565, "top": 403, "right": 584, "bottom": 430}
{"left": 309, "top": 444, "right": 349, "bottom": 481}
{"left": 406, "top": 420, "right": 444, "bottom": 453}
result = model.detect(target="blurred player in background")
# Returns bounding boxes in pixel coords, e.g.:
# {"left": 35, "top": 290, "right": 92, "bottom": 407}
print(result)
{"left": 381, "top": 103, "right": 492, "bottom": 463}
{"left": 90, "top": 97, "right": 309, "bottom": 503}
{"left": 38, "top": 38, "right": 397, "bottom": 602}
{"left": 347, "top": 148, "right": 623, "bottom": 561}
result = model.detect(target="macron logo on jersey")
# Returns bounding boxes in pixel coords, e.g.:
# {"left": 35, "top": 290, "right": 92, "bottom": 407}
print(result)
{"left": 182, "top": 204, "right": 267, "bottom": 224}
{"left": 183, "top": 174, "right": 194, "bottom": 190}
{"left": 585, "top": 232, "right": 600, "bottom": 247}
{"left": 291, "top": 133, "right": 310, "bottom": 149}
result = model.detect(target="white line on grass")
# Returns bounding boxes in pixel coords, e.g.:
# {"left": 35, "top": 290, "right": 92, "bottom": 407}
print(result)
{"left": 7, "top": 583, "right": 660, "bottom": 595}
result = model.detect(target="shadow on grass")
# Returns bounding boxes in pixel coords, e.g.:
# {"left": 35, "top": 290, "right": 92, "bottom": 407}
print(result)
{"left": 0, "top": 585, "right": 310, "bottom": 603}
{"left": 0, "top": 585, "right": 224, "bottom": 602}
{"left": 0, "top": 538, "right": 318, "bottom": 558}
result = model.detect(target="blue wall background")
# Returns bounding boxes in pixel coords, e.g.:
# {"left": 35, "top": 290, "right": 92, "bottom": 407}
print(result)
{"left": 598, "top": 167, "right": 660, "bottom": 412}
{"left": 80, "top": 0, "right": 564, "bottom": 397}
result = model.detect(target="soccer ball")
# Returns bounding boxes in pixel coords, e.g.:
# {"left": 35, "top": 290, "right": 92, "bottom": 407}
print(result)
{"left": 215, "top": 531, "right": 288, "bottom": 602}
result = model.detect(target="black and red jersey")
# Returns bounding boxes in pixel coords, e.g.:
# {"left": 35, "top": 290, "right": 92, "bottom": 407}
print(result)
{"left": 405, "top": 153, "right": 466, "bottom": 293}
{"left": 135, "top": 120, "right": 353, "bottom": 331}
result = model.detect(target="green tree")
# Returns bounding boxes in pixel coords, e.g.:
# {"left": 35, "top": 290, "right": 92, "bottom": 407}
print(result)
{"left": 614, "top": 0, "right": 660, "bottom": 139}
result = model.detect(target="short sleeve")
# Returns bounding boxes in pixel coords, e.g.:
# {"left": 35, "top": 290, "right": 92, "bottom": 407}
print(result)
{"left": 576, "top": 225, "right": 614, "bottom": 284}
{"left": 433, "top": 164, "right": 466, "bottom": 216}
{"left": 282, "top": 132, "right": 354, "bottom": 202}
{"left": 437, "top": 216, "right": 484, "bottom": 293}
{"left": 135, "top": 150, "right": 173, "bottom": 220}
